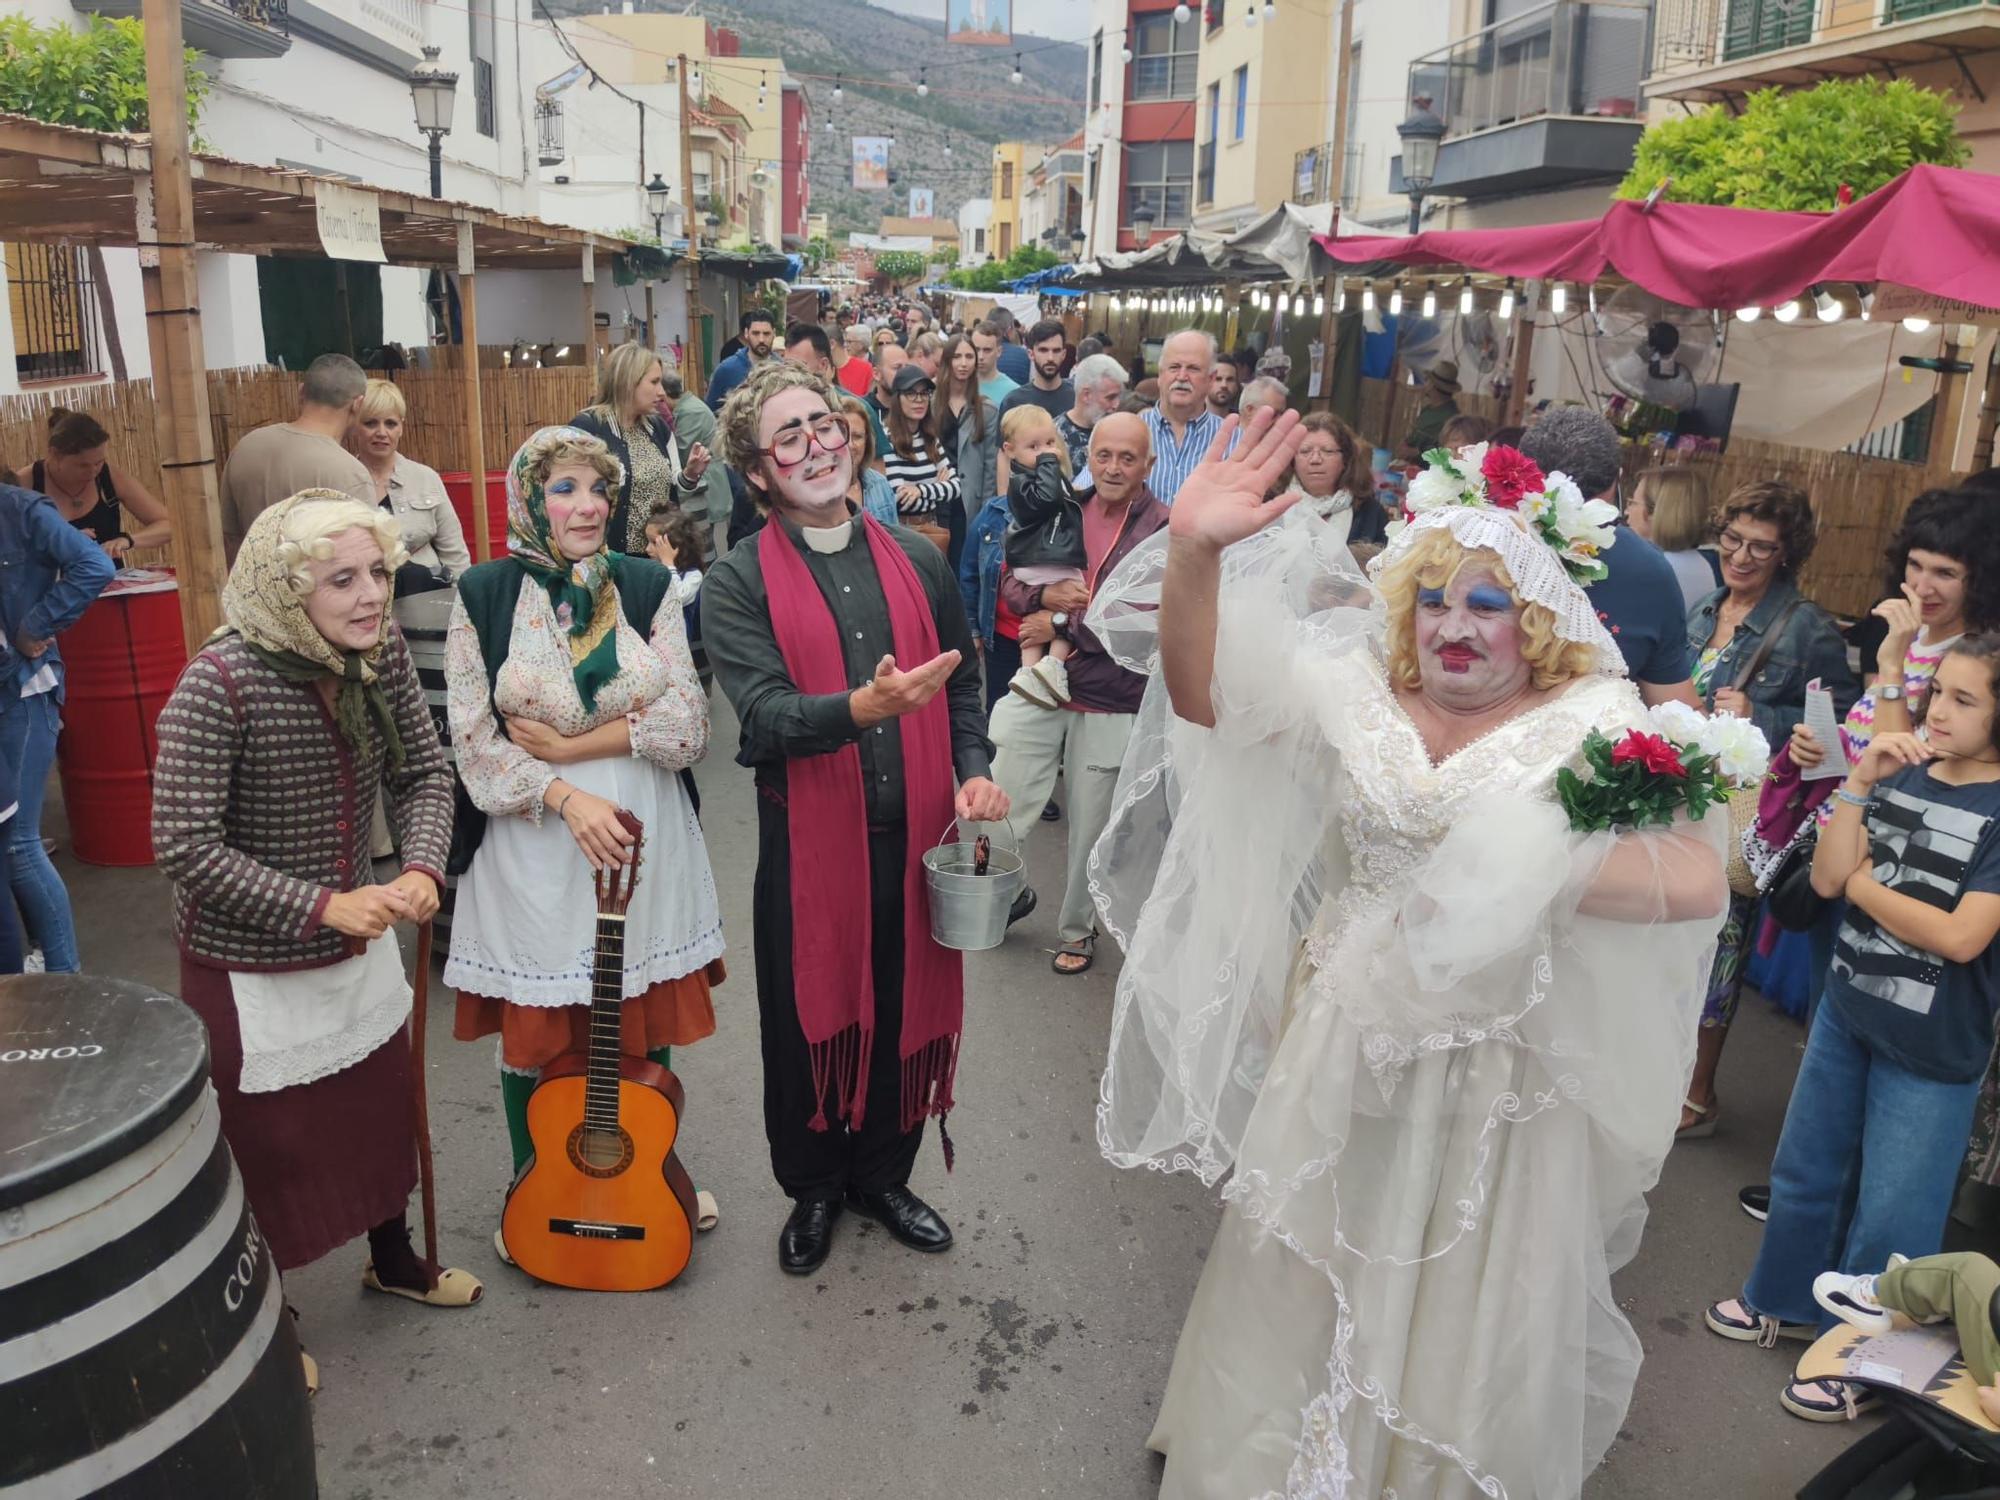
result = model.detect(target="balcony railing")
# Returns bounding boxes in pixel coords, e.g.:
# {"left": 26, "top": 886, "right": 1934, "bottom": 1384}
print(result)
{"left": 1651, "top": 0, "right": 1995, "bottom": 78}
{"left": 1197, "top": 140, "right": 1217, "bottom": 207}
{"left": 75, "top": 0, "right": 289, "bottom": 57}
{"left": 1406, "top": 0, "right": 1648, "bottom": 142}
{"left": 535, "top": 99, "right": 564, "bottom": 166}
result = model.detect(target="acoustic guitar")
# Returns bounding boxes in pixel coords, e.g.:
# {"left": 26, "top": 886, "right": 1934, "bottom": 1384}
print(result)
{"left": 500, "top": 810, "right": 698, "bottom": 1291}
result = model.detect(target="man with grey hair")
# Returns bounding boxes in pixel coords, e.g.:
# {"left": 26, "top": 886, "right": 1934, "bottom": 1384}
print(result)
{"left": 1060, "top": 351, "right": 1129, "bottom": 474}
{"left": 1518, "top": 406, "right": 1698, "bottom": 707}
{"left": 837, "top": 324, "right": 873, "bottom": 397}
{"left": 1143, "top": 328, "right": 1222, "bottom": 503}
{"left": 1238, "top": 376, "right": 1289, "bottom": 419}
{"left": 219, "top": 352, "right": 374, "bottom": 563}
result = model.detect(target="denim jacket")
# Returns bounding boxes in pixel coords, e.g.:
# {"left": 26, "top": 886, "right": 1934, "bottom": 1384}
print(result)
{"left": 0, "top": 484, "right": 117, "bottom": 705}
{"left": 959, "top": 492, "right": 1010, "bottom": 644}
{"left": 1686, "top": 575, "right": 1859, "bottom": 746}
{"left": 858, "top": 468, "right": 900, "bottom": 529}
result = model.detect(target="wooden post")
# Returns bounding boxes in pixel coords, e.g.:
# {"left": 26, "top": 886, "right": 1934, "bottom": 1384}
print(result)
{"left": 1314, "top": 0, "right": 1357, "bottom": 412}
{"left": 581, "top": 237, "right": 597, "bottom": 362}
{"left": 456, "top": 223, "right": 491, "bottom": 563}
{"left": 139, "top": 0, "right": 227, "bottom": 655}
{"left": 1924, "top": 324, "right": 1979, "bottom": 478}
{"left": 1503, "top": 280, "right": 1540, "bottom": 428}
{"left": 679, "top": 53, "right": 705, "bottom": 398}
{"left": 1971, "top": 342, "right": 2000, "bottom": 471}
{"left": 644, "top": 280, "right": 657, "bottom": 356}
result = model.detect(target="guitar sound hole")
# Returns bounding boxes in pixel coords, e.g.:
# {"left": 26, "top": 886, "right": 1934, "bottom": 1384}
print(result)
{"left": 567, "top": 1123, "right": 635, "bottom": 1178}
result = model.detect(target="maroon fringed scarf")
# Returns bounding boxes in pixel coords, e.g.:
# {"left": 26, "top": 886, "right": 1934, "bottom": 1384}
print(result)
{"left": 757, "top": 513, "right": 964, "bottom": 1150}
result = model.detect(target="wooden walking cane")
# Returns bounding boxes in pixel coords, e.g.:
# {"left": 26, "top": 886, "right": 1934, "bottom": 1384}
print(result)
{"left": 411, "top": 920, "right": 439, "bottom": 1270}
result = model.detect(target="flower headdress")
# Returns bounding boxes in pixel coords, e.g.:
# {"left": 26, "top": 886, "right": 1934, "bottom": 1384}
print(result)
{"left": 1404, "top": 442, "right": 1620, "bottom": 586}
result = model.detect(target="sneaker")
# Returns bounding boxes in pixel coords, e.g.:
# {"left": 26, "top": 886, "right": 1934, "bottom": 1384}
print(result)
{"left": 1705, "top": 1297, "right": 1816, "bottom": 1347}
{"left": 1739, "top": 1184, "right": 1770, "bottom": 1222}
{"left": 1813, "top": 1253, "right": 1912, "bottom": 1336}
{"left": 1007, "top": 664, "right": 1061, "bottom": 710}
{"left": 22, "top": 950, "right": 44, "bottom": 974}
{"left": 1781, "top": 1376, "right": 1881, "bottom": 1423}
{"left": 1031, "top": 654, "right": 1072, "bottom": 704}
{"left": 1041, "top": 801, "right": 1062, "bottom": 822}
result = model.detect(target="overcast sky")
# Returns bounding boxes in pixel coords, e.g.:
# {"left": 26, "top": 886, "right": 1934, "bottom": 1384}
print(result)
{"left": 869, "top": 0, "right": 1086, "bottom": 43}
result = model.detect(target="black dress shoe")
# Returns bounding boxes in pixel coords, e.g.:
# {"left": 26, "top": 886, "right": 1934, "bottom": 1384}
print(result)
{"left": 845, "top": 1185, "right": 953, "bottom": 1253}
{"left": 1008, "top": 886, "right": 1037, "bottom": 927}
{"left": 1041, "top": 800, "right": 1062, "bottom": 822}
{"left": 778, "top": 1196, "right": 841, "bottom": 1275}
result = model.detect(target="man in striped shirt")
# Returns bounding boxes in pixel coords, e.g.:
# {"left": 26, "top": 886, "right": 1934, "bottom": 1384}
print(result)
{"left": 1142, "top": 329, "right": 1224, "bottom": 505}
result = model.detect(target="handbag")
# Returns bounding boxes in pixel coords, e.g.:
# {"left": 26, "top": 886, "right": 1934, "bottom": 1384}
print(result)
{"left": 1720, "top": 597, "right": 1809, "bottom": 898}
{"left": 1764, "top": 829, "right": 1827, "bottom": 933}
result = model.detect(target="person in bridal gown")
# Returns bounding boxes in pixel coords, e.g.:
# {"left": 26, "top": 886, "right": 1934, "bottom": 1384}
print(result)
{"left": 1086, "top": 410, "right": 1733, "bottom": 1500}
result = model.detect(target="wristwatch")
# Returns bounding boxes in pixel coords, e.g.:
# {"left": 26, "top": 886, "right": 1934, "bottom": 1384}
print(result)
{"left": 1051, "top": 611, "right": 1071, "bottom": 631}
{"left": 1876, "top": 682, "right": 1906, "bottom": 702}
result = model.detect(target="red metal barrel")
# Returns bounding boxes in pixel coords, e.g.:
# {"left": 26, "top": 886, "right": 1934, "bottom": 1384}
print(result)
{"left": 439, "top": 470, "right": 510, "bottom": 559}
{"left": 56, "top": 574, "right": 187, "bottom": 867}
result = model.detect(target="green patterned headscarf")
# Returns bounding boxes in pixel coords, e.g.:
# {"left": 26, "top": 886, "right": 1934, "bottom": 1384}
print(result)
{"left": 505, "top": 426, "right": 628, "bottom": 712}
{"left": 218, "top": 489, "right": 407, "bottom": 769}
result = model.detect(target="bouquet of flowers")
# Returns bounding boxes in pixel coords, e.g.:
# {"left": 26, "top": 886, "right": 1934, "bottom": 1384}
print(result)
{"left": 1404, "top": 442, "right": 1620, "bottom": 585}
{"left": 1557, "top": 701, "right": 1772, "bottom": 832}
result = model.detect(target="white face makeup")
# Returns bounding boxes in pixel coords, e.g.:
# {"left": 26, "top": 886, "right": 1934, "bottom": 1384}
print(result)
{"left": 544, "top": 460, "right": 612, "bottom": 560}
{"left": 752, "top": 386, "right": 854, "bottom": 519}
{"left": 1411, "top": 564, "right": 1532, "bottom": 712}
{"left": 302, "top": 528, "right": 391, "bottom": 652}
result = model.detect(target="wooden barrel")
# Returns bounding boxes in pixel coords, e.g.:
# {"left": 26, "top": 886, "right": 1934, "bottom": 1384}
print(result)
{"left": 0, "top": 977, "right": 316, "bottom": 1498}
{"left": 55, "top": 572, "right": 188, "bottom": 868}
{"left": 394, "top": 588, "right": 461, "bottom": 939}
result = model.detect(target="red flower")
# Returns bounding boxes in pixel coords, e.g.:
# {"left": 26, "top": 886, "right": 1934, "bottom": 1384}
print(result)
{"left": 1480, "top": 445, "right": 1547, "bottom": 509}
{"left": 1611, "top": 730, "right": 1688, "bottom": 779}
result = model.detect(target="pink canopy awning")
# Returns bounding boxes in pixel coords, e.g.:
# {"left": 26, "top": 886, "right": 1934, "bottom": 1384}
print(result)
{"left": 1316, "top": 165, "right": 2000, "bottom": 310}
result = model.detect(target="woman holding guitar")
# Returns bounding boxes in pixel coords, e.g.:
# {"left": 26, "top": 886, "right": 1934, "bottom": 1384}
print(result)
{"left": 444, "top": 428, "right": 727, "bottom": 1255}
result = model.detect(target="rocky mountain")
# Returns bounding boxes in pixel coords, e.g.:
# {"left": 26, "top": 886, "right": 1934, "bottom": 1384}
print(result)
{"left": 550, "top": 0, "right": 1086, "bottom": 236}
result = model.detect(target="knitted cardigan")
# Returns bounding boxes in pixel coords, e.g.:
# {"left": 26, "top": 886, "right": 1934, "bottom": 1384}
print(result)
{"left": 152, "top": 630, "right": 454, "bottom": 972}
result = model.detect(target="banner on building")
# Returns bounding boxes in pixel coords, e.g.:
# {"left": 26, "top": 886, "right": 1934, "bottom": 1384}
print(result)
{"left": 946, "top": 0, "right": 1011, "bottom": 45}
{"left": 852, "top": 136, "right": 891, "bottom": 192}
{"left": 908, "top": 187, "right": 936, "bottom": 219}
{"left": 314, "top": 181, "right": 386, "bottom": 263}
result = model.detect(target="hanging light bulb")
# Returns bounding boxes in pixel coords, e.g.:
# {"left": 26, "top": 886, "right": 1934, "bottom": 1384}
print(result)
{"left": 1121, "top": 44, "right": 1134, "bottom": 63}
{"left": 1421, "top": 286, "right": 1437, "bottom": 318}
{"left": 917, "top": 69, "right": 929, "bottom": 97}
{"left": 1264, "top": 0, "right": 1276, "bottom": 14}
{"left": 1361, "top": 283, "right": 1376, "bottom": 313}
{"left": 1389, "top": 285, "right": 1404, "bottom": 316}
{"left": 1902, "top": 315, "right": 1934, "bottom": 333}
{"left": 1012, "top": 53, "right": 1023, "bottom": 85}
{"left": 1313, "top": 291, "right": 1326, "bottom": 317}
{"left": 1336, "top": 281, "right": 1348, "bottom": 314}
{"left": 1587, "top": 283, "right": 1599, "bottom": 318}
{"left": 1173, "top": 1, "right": 1191, "bottom": 18}
{"left": 1246, "top": 2, "right": 1259, "bottom": 25}
{"left": 1859, "top": 287, "right": 1876, "bottom": 321}
{"left": 1734, "top": 305, "right": 1762, "bottom": 322}
{"left": 1498, "top": 281, "right": 1516, "bottom": 320}
{"left": 1111, "top": 294, "right": 1123, "bottom": 312}
{"left": 833, "top": 75, "right": 843, "bottom": 101}
{"left": 1550, "top": 282, "right": 1567, "bottom": 315}
{"left": 1773, "top": 298, "right": 1802, "bottom": 323}
{"left": 1813, "top": 285, "right": 1843, "bottom": 323}
{"left": 1458, "top": 278, "right": 1474, "bottom": 316}
{"left": 1293, "top": 293, "right": 1307, "bottom": 317}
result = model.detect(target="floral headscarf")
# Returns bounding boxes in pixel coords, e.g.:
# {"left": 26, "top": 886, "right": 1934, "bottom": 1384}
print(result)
{"left": 220, "top": 489, "right": 407, "bottom": 767}
{"left": 505, "top": 426, "right": 628, "bottom": 712}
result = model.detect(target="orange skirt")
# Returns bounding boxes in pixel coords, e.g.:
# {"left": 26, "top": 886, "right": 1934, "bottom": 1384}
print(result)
{"left": 454, "top": 959, "right": 726, "bottom": 1072}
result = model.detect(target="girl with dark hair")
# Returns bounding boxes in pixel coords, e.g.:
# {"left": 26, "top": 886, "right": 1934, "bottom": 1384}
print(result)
{"left": 880, "top": 363, "right": 962, "bottom": 560}
{"left": 1708, "top": 634, "right": 2000, "bottom": 1423}
{"left": 9, "top": 408, "right": 173, "bottom": 565}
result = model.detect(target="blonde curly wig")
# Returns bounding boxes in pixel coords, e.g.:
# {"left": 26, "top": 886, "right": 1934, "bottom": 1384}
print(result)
{"left": 275, "top": 493, "right": 408, "bottom": 598}
{"left": 1380, "top": 526, "right": 1599, "bottom": 692}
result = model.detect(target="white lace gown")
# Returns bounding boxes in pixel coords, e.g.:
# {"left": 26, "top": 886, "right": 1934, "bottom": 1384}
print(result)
{"left": 1089, "top": 521, "right": 1727, "bottom": 1500}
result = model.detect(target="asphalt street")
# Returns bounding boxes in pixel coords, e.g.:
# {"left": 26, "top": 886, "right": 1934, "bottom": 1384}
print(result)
{"left": 60, "top": 691, "right": 1876, "bottom": 1499}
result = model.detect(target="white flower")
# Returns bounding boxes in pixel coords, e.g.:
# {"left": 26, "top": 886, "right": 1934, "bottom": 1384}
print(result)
{"left": 1696, "top": 715, "right": 1772, "bottom": 784}
{"left": 1648, "top": 700, "right": 1708, "bottom": 745}
{"left": 1518, "top": 490, "right": 1553, "bottom": 523}
{"left": 1455, "top": 441, "right": 1490, "bottom": 476}
{"left": 1406, "top": 464, "right": 1465, "bottom": 513}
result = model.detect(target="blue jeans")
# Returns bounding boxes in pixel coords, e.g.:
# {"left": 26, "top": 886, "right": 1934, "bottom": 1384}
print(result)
{"left": 1744, "top": 1000, "right": 1979, "bottom": 1327}
{"left": 1805, "top": 898, "right": 1845, "bottom": 1026}
{"left": 0, "top": 692, "right": 78, "bottom": 971}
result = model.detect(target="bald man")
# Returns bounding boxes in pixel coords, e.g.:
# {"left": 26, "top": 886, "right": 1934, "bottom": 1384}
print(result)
{"left": 979, "top": 412, "right": 1169, "bottom": 976}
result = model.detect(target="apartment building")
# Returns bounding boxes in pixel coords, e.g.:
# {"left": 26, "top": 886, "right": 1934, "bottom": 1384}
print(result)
{"left": 989, "top": 142, "right": 1031, "bottom": 260}
{"left": 1191, "top": 0, "right": 1341, "bottom": 234}
{"left": 1020, "top": 133, "right": 1087, "bottom": 252}
{"left": 1080, "top": 0, "right": 1200, "bottom": 259}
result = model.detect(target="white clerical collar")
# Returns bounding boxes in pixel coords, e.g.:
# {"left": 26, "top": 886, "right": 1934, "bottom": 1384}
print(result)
{"left": 801, "top": 519, "right": 854, "bottom": 554}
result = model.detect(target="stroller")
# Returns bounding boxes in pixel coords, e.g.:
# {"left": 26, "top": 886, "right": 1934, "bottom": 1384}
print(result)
{"left": 1798, "top": 1325, "right": 2000, "bottom": 1499}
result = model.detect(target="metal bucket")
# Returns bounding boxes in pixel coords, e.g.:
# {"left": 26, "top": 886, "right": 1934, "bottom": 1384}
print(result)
{"left": 922, "top": 824, "right": 1025, "bottom": 952}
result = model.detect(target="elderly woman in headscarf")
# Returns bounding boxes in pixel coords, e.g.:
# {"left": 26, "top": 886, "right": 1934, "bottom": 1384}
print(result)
{"left": 152, "top": 491, "right": 482, "bottom": 1391}
{"left": 443, "top": 426, "right": 725, "bottom": 1237}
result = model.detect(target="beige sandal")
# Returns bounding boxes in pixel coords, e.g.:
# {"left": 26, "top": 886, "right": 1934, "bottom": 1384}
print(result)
{"left": 1677, "top": 1096, "right": 1719, "bottom": 1140}
{"left": 696, "top": 1189, "right": 720, "bottom": 1232}
{"left": 361, "top": 1263, "right": 484, "bottom": 1307}
{"left": 300, "top": 1350, "right": 320, "bottom": 1397}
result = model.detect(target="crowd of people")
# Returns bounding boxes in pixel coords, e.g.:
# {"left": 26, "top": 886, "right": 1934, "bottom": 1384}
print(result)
{"left": 8, "top": 292, "right": 2000, "bottom": 1495}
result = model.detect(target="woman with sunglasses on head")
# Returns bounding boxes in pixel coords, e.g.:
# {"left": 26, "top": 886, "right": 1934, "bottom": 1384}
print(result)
{"left": 880, "top": 362, "right": 962, "bottom": 563}
{"left": 1679, "top": 480, "right": 1859, "bottom": 1141}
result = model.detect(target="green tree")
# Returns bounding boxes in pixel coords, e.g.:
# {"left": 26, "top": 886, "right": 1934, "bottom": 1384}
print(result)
{"left": 0, "top": 15, "right": 209, "bottom": 136}
{"left": 1616, "top": 78, "right": 1967, "bottom": 211}
{"left": 944, "top": 244, "right": 1060, "bottom": 292}
{"left": 872, "top": 249, "right": 929, "bottom": 287}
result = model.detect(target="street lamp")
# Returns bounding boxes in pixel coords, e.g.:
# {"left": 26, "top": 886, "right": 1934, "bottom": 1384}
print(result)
{"left": 408, "top": 45, "right": 459, "bottom": 199}
{"left": 1069, "top": 226, "right": 1087, "bottom": 260}
{"left": 1397, "top": 101, "right": 1445, "bottom": 236}
{"left": 645, "top": 173, "right": 672, "bottom": 241}
{"left": 1131, "top": 203, "right": 1156, "bottom": 250}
